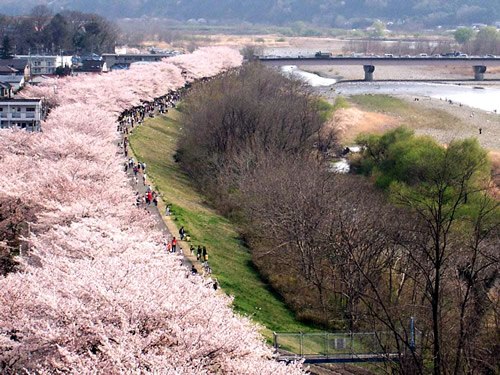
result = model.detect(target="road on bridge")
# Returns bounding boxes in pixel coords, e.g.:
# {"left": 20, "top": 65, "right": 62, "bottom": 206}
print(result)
{"left": 259, "top": 56, "right": 500, "bottom": 81}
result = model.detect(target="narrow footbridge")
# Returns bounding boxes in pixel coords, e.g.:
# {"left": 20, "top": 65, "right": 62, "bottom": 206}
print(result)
{"left": 273, "top": 331, "right": 418, "bottom": 364}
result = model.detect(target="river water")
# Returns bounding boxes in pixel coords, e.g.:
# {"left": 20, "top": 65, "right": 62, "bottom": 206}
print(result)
{"left": 281, "top": 65, "right": 338, "bottom": 87}
{"left": 281, "top": 65, "right": 500, "bottom": 113}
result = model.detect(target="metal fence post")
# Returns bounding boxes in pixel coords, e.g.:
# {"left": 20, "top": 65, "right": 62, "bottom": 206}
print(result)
{"left": 350, "top": 331, "right": 354, "bottom": 357}
{"left": 325, "top": 332, "right": 329, "bottom": 358}
{"left": 410, "top": 317, "right": 415, "bottom": 353}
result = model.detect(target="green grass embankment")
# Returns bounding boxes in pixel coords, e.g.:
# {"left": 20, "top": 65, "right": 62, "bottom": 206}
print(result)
{"left": 129, "top": 111, "right": 318, "bottom": 340}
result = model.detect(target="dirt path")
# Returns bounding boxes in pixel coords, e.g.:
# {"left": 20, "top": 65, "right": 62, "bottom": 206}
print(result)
{"left": 122, "top": 118, "right": 203, "bottom": 273}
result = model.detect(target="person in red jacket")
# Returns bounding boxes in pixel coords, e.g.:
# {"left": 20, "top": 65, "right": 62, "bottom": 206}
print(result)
{"left": 172, "top": 237, "right": 177, "bottom": 253}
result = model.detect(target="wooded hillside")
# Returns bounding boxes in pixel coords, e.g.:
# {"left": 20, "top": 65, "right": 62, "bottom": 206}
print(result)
{"left": 1, "top": 0, "right": 499, "bottom": 27}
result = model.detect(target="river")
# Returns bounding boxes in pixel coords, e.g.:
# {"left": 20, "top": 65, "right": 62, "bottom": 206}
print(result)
{"left": 281, "top": 65, "right": 500, "bottom": 113}
{"left": 281, "top": 65, "right": 338, "bottom": 87}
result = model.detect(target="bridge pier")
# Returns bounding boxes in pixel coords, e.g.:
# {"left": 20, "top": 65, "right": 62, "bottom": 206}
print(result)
{"left": 363, "top": 65, "right": 375, "bottom": 81}
{"left": 473, "top": 65, "right": 487, "bottom": 81}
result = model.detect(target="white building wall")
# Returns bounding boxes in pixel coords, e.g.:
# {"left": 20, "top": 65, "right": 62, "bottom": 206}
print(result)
{"left": 0, "top": 100, "right": 43, "bottom": 131}
{"left": 17, "top": 55, "right": 73, "bottom": 75}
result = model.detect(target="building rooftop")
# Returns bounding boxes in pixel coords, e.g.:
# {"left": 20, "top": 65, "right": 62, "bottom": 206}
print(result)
{"left": 0, "top": 59, "right": 28, "bottom": 71}
{"left": 0, "top": 98, "right": 42, "bottom": 103}
{"left": 0, "top": 75, "right": 24, "bottom": 83}
{"left": 16, "top": 55, "right": 57, "bottom": 59}
{"left": 0, "top": 66, "right": 18, "bottom": 74}
{"left": 102, "top": 53, "right": 174, "bottom": 57}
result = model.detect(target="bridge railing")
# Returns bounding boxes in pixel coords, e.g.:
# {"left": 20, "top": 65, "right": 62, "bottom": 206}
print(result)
{"left": 273, "top": 330, "right": 417, "bottom": 361}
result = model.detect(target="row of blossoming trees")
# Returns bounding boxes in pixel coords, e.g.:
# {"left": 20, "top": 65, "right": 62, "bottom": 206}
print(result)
{"left": 0, "top": 47, "right": 304, "bottom": 374}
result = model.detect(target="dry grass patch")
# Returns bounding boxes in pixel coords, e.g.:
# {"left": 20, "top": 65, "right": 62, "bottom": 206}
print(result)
{"left": 349, "top": 94, "right": 468, "bottom": 131}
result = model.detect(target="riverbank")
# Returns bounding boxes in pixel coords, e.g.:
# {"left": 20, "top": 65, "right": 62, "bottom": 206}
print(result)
{"left": 319, "top": 91, "right": 500, "bottom": 151}
{"left": 129, "top": 110, "right": 320, "bottom": 340}
{"left": 318, "top": 90, "right": 500, "bottom": 197}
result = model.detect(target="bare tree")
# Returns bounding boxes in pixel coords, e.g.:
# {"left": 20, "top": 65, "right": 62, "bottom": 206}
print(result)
{"left": 178, "top": 63, "right": 334, "bottom": 209}
{"left": 390, "top": 140, "right": 495, "bottom": 375}
{"left": 0, "top": 196, "right": 37, "bottom": 276}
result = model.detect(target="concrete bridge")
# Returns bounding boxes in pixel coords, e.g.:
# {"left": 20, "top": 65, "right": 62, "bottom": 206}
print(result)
{"left": 259, "top": 56, "right": 500, "bottom": 81}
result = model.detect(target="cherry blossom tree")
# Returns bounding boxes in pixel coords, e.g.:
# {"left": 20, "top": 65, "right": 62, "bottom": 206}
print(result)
{"left": 0, "top": 48, "right": 304, "bottom": 374}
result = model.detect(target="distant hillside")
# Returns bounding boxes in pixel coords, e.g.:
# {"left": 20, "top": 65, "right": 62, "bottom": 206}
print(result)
{"left": 2, "top": 0, "right": 499, "bottom": 28}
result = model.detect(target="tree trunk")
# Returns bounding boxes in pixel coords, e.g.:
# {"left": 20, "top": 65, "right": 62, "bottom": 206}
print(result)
{"left": 432, "top": 269, "right": 442, "bottom": 375}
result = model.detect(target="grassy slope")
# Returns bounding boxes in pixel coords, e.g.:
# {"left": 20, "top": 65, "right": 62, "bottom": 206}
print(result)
{"left": 129, "top": 111, "right": 318, "bottom": 340}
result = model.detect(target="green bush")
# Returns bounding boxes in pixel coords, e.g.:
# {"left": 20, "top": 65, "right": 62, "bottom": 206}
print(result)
{"left": 332, "top": 96, "right": 350, "bottom": 111}
{"left": 356, "top": 127, "right": 490, "bottom": 190}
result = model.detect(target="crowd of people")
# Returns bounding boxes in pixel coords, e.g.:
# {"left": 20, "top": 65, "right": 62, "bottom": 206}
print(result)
{"left": 117, "top": 90, "right": 183, "bottom": 133}
{"left": 115, "top": 81, "right": 218, "bottom": 285}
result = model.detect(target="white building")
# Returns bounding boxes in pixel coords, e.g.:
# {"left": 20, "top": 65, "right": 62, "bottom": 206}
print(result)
{"left": 0, "top": 98, "right": 45, "bottom": 131}
{"left": 102, "top": 53, "right": 177, "bottom": 70}
{"left": 16, "top": 55, "right": 73, "bottom": 75}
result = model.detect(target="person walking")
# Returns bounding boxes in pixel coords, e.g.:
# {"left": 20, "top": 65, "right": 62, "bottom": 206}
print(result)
{"left": 202, "top": 246, "right": 208, "bottom": 262}
{"left": 179, "top": 226, "right": 185, "bottom": 240}
{"left": 196, "top": 245, "right": 202, "bottom": 261}
{"left": 191, "top": 265, "right": 198, "bottom": 275}
{"left": 172, "top": 237, "right": 177, "bottom": 253}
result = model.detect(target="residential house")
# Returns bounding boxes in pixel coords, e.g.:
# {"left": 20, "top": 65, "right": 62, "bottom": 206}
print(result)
{"left": 0, "top": 59, "right": 30, "bottom": 80}
{"left": 0, "top": 83, "right": 12, "bottom": 99}
{"left": 0, "top": 75, "right": 24, "bottom": 93}
{"left": 72, "top": 59, "right": 106, "bottom": 73}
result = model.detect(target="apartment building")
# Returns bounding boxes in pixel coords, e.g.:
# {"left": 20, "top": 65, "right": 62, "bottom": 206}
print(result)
{"left": 0, "top": 98, "right": 45, "bottom": 131}
{"left": 16, "top": 55, "right": 73, "bottom": 75}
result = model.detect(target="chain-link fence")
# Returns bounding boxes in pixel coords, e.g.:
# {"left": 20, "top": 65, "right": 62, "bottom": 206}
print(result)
{"left": 273, "top": 330, "right": 418, "bottom": 360}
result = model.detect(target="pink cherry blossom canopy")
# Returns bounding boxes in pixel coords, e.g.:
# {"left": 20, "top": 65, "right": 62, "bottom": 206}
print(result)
{"left": 0, "top": 47, "right": 305, "bottom": 374}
